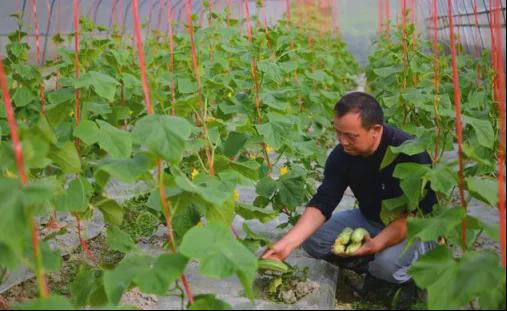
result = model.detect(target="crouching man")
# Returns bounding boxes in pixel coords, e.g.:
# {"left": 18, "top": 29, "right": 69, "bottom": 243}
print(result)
{"left": 262, "top": 92, "right": 436, "bottom": 308}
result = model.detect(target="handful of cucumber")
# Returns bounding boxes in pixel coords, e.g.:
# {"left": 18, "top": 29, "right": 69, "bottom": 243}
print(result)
{"left": 258, "top": 259, "right": 291, "bottom": 274}
{"left": 331, "top": 227, "right": 369, "bottom": 255}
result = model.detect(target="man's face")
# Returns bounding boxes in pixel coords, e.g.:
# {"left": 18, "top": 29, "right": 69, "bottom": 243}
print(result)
{"left": 333, "top": 113, "right": 382, "bottom": 156}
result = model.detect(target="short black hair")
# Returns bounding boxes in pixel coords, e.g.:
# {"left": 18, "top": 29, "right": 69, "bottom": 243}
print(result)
{"left": 334, "top": 92, "right": 384, "bottom": 129}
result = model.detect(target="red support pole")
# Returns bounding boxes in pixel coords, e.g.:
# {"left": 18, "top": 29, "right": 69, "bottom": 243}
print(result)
{"left": 132, "top": 0, "right": 153, "bottom": 115}
{"left": 492, "top": 0, "right": 506, "bottom": 267}
{"left": 378, "top": 0, "right": 384, "bottom": 34}
{"left": 447, "top": 0, "right": 467, "bottom": 248}
{"left": 167, "top": 2, "right": 176, "bottom": 115}
{"left": 0, "top": 57, "right": 49, "bottom": 299}
{"left": 132, "top": 0, "right": 194, "bottom": 304}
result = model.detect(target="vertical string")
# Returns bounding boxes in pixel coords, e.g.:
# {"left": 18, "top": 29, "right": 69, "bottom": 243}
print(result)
{"left": 167, "top": 2, "right": 176, "bottom": 116}
{"left": 401, "top": 0, "right": 408, "bottom": 90}
{"left": 31, "top": 0, "right": 46, "bottom": 115}
{"left": 384, "top": 0, "right": 390, "bottom": 37}
{"left": 447, "top": 0, "right": 467, "bottom": 248}
{"left": 432, "top": 0, "right": 441, "bottom": 162}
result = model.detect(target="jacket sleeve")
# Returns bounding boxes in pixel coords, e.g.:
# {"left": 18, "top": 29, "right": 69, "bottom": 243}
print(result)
{"left": 306, "top": 148, "right": 348, "bottom": 220}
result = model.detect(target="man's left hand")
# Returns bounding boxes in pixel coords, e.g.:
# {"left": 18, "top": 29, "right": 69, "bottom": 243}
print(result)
{"left": 337, "top": 235, "right": 379, "bottom": 257}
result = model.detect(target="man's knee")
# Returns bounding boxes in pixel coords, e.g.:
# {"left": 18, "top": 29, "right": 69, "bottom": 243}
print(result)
{"left": 301, "top": 236, "right": 329, "bottom": 259}
{"left": 368, "top": 250, "right": 403, "bottom": 284}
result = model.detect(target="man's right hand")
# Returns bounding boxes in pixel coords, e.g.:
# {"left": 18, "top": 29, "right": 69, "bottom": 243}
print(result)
{"left": 261, "top": 207, "right": 326, "bottom": 261}
{"left": 261, "top": 239, "right": 296, "bottom": 261}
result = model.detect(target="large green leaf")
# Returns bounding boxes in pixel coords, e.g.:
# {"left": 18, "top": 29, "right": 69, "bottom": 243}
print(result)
{"left": 97, "top": 199, "right": 124, "bottom": 226}
{"left": 174, "top": 173, "right": 235, "bottom": 206}
{"left": 74, "top": 120, "right": 100, "bottom": 145}
{"left": 214, "top": 156, "right": 260, "bottom": 181}
{"left": 179, "top": 223, "right": 257, "bottom": 299}
{"left": 21, "top": 177, "right": 60, "bottom": 207}
{"left": 106, "top": 226, "right": 137, "bottom": 253}
{"left": 275, "top": 168, "right": 307, "bottom": 210}
{"left": 256, "top": 176, "right": 277, "bottom": 198}
{"left": 222, "top": 131, "right": 249, "bottom": 158}
{"left": 14, "top": 295, "right": 74, "bottom": 310}
{"left": 410, "top": 248, "right": 506, "bottom": 310}
{"left": 54, "top": 176, "right": 93, "bottom": 213}
{"left": 426, "top": 162, "right": 456, "bottom": 194}
{"left": 12, "top": 87, "right": 36, "bottom": 108}
{"left": 373, "top": 65, "right": 402, "bottom": 77}
{"left": 104, "top": 254, "right": 188, "bottom": 303}
{"left": 177, "top": 77, "right": 198, "bottom": 94}
{"left": 380, "top": 195, "right": 408, "bottom": 225}
{"left": 188, "top": 294, "right": 232, "bottom": 310}
{"left": 381, "top": 139, "right": 426, "bottom": 170}
{"left": 75, "top": 71, "right": 120, "bottom": 102}
{"left": 132, "top": 115, "right": 192, "bottom": 163}
{"left": 98, "top": 154, "right": 151, "bottom": 183}
{"left": 96, "top": 120, "right": 132, "bottom": 159}
{"left": 465, "top": 176, "right": 498, "bottom": 207}
{"left": 406, "top": 207, "right": 465, "bottom": 248}
{"left": 133, "top": 254, "right": 189, "bottom": 295}
{"left": 49, "top": 141, "right": 81, "bottom": 173}
{"left": 463, "top": 116, "right": 495, "bottom": 149}
{"left": 47, "top": 88, "right": 75, "bottom": 107}
{"left": 255, "top": 121, "right": 292, "bottom": 150}
{"left": 0, "top": 178, "right": 25, "bottom": 268}
{"left": 393, "top": 162, "right": 430, "bottom": 209}
{"left": 236, "top": 203, "right": 278, "bottom": 223}
{"left": 70, "top": 268, "right": 101, "bottom": 307}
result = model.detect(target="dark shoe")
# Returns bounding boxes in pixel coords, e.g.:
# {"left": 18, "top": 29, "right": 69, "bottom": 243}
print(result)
{"left": 323, "top": 253, "right": 374, "bottom": 274}
{"left": 347, "top": 272, "right": 392, "bottom": 297}
{"left": 389, "top": 280, "right": 418, "bottom": 310}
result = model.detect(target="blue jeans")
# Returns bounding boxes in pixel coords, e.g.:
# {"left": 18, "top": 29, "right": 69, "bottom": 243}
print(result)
{"left": 302, "top": 208, "right": 435, "bottom": 284}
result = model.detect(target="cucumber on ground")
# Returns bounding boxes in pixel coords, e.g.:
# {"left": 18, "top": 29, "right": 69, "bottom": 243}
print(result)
{"left": 258, "top": 259, "right": 290, "bottom": 273}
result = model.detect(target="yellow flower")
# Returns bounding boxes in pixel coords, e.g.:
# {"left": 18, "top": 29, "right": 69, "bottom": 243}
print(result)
{"left": 233, "top": 189, "right": 240, "bottom": 202}
{"left": 191, "top": 168, "right": 199, "bottom": 180}
{"left": 206, "top": 116, "right": 216, "bottom": 122}
{"left": 227, "top": 92, "right": 233, "bottom": 97}
{"left": 5, "top": 170, "right": 16, "bottom": 178}
{"left": 279, "top": 166, "right": 289, "bottom": 176}
{"left": 266, "top": 145, "right": 273, "bottom": 153}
